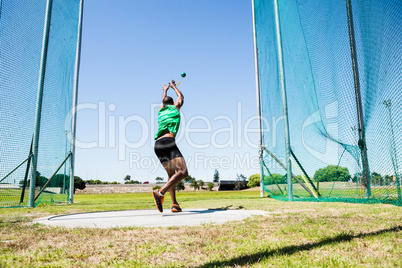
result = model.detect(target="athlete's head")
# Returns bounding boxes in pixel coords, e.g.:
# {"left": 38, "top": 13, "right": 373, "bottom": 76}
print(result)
{"left": 162, "top": 96, "right": 174, "bottom": 107}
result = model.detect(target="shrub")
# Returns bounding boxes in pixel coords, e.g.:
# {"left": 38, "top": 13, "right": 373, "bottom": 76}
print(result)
{"left": 207, "top": 182, "right": 214, "bottom": 191}
{"left": 263, "top": 173, "right": 286, "bottom": 185}
{"left": 184, "top": 175, "right": 195, "bottom": 183}
{"left": 74, "top": 176, "right": 86, "bottom": 193}
{"left": 247, "top": 174, "right": 260, "bottom": 188}
{"left": 313, "top": 165, "right": 351, "bottom": 182}
{"left": 190, "top": 180, "right": 199, "bottom": 190}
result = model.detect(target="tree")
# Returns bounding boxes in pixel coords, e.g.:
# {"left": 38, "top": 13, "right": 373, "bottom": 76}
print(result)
{"left": 35, "top": 171, "right": 47, "bottom": 188}
{"left": 49, "top": 174, "right": 70, "bottom": 194}
{"left": 313, "top": 165, "right": 351, "bottom": 182}
{"left": 198, "top": 180, "right": 205, "bottom": 188}
{"left": 155, "top": 177, "right": 164, "bottom": 183}
{"left": 124, "top": 175, "right": 131, "bottom": 182}
{"left": 237, "top": 173, "right": 247, "bottom": 181}
{"left": 293, "top": 175, "right": 303, "bottom": 184}
{"left": 184, "top": 175, "right": 195, "bottom": 183}
{"left": 51, "top": 174, "right": 69, "bottom": 188}
{"left": 263, "top": 173, "right": 286, "bottom": 185}
{"left": 213, "top": 169, "right": 220, "bottom": 183}
{"left": 352, "top": 172, "right": 361, "bottom": 183}
{"left": 74, "top": 176, "right": 86, "bottom": 193}
{"left": 125, "top": 180, "right": 140, "bottom": 184}
{"left": 384, "top": 175, "right": 392, "bottom": 186}
{"left": 190, "top": 179, "right": 199, "bottom": 190}
{"left": 247, "top": 174, "right": 260, "bottom": 188}
{"left": 207, "top": 182, "right": 214, "bottom": 191}
{"left": 175, "top": 180, "right": 185, "bottom": 191}
{"left": 371, "top": 172, "right": 382, "bottom": 186}
{"left": 24, "top": 171, "right": 48, "bottom": 188}
{"left": 234, "top": 174, "right": 248, "bottom": 190}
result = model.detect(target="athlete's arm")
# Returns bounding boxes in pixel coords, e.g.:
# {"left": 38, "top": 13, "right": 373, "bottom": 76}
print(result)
{"left": 160, "top": 84, "right": 169, "bottom": 109}
{"left": 169, "top": 80, "right": 184, "bottom": 109}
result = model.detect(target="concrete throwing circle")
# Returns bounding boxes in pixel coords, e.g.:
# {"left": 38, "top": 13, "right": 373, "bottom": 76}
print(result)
{"left": 33, "top": 209, "right": 268, "bottom": 228}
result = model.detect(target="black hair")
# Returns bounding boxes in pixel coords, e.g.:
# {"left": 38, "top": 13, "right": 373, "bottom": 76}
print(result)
{"left": 162, "top": 96, "right": 174, "bottom": 107}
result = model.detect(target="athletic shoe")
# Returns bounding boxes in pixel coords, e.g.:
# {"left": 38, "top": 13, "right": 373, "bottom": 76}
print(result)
{"left": 171, "top": 203, "right": 182, "bottom": 213}
{"left": 152, "top": 190, "right": 164, "bottom": 213}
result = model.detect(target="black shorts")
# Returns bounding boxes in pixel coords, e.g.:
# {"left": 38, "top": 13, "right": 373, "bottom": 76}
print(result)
{"left": 154, "top": 137, "right": 183, "bottom": 165}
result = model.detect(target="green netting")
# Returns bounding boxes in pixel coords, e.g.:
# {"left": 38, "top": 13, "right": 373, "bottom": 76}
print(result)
{"left": 0, "top": 0, "right": 80, "bottom": 207}
{"left": 254, "top": 0, "right": 401, "bottom": 206}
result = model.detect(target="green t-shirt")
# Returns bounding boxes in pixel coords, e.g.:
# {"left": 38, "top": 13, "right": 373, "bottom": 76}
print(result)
{"left": 155, "top": 105, "right": 181, "bottom": 140}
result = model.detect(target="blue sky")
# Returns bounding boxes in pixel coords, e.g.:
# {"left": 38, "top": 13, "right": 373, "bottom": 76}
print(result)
{"left": 75, "top": 0, "right": 260, "bottom": 183}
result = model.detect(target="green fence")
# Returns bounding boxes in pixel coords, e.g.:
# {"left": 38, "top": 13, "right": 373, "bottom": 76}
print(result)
{"left": 253, "top": 0, "right": 401, "bottom": 206}
{"left": 0, "top": 0, "right": 82, "bottom": 207}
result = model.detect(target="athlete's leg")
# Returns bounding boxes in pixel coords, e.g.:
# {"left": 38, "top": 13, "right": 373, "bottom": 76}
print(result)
{"left": 168, "top": 179, "right": 178, "bottom": 205}
{"left": 159, "top": 157, "right": 188, "bottom": 196}
{"left": 162, "top": 164, "right": 178, "bottom": 205}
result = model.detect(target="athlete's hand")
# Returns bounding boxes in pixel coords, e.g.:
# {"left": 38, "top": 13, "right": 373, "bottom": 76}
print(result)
{"left": 169, "top": 79, "right": 176, "bottom": 88}
{"left": 162, "top": 84, "right": 169, "bottom": 92}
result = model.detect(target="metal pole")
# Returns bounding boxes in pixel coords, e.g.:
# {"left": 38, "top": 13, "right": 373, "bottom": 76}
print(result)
{"left": 62, "top": 131, "right": 68, "bottom": 194}
{"left": 251, "top": 0, "right": 265, "bottom": 198}
{"left": 28, "top": 0, "right": 53, "bottom": 208}
{"left": 291, "top": 149, "right": 320, "bottom": 196}
{"left": 345, "top": 0, "right": 371, "bottom": 198}
{"left": 35, "top": 153, "right": 71, "bottom": 202}
{"left": 261, "top": 161, "right": 284, "bottom": 195}
{"left": 0, "top": 156, "right": 30, "bottom": 184}
{"left": 262, "top": 145, "right": 315, "bottom": 197}
{"left": 383, "top": 100, "right": 401, "bottom": 201}
{"left": 20, "top": 138, "right": 33, "bottom": 204}
{"left": 70, "top": 0, "right": 84, "bottom": 203}
{"left": 274, "top": 0, "right": 292, "bottom": 200}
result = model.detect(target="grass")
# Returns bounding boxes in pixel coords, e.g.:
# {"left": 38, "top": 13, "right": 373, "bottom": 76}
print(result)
{"left": 264, "top": 182, "right": 401, "bottom": 205}
{"left": 0, "top": 189, "right": 401, "bottom": 267}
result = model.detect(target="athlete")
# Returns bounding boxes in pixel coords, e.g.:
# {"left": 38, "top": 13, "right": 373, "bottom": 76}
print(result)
{"left": 152, "top": 80, "right": 188, "bottom": 213}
